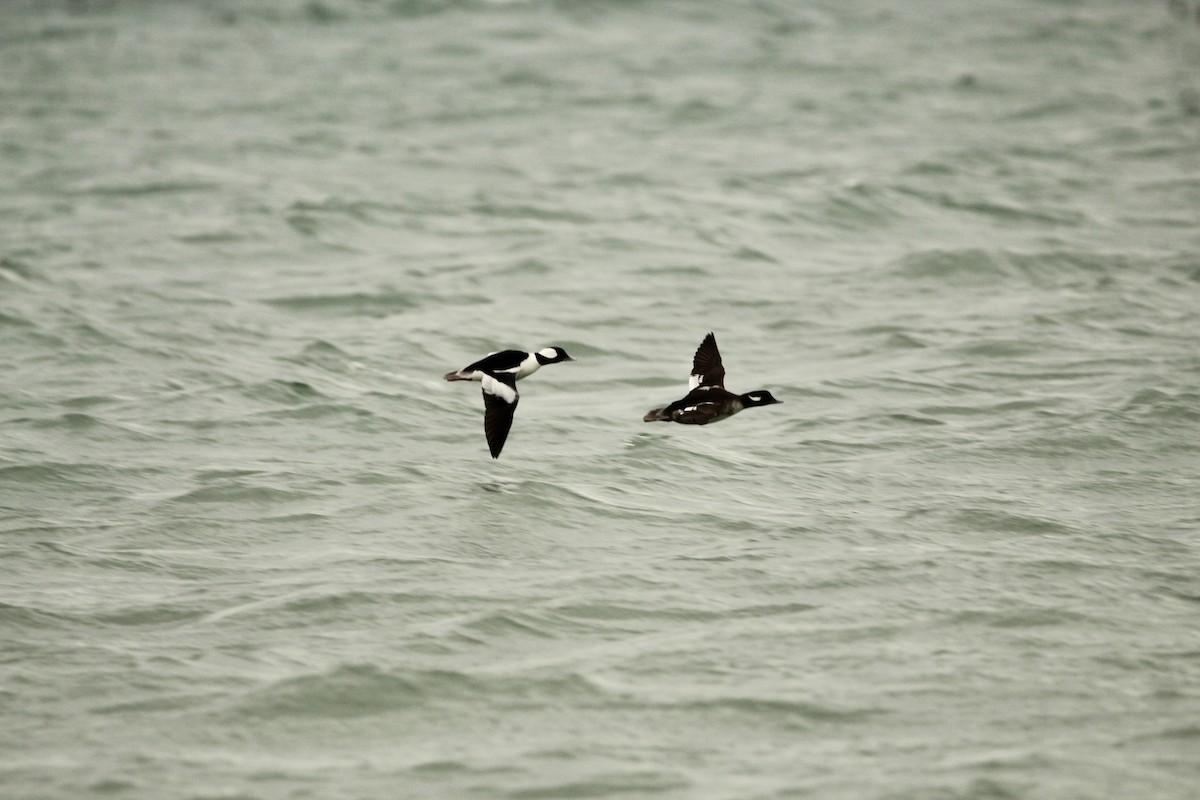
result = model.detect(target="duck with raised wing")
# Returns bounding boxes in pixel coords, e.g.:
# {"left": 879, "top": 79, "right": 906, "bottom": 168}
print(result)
{"left": 643, "top": 332, "right": 780, "bottom": 424}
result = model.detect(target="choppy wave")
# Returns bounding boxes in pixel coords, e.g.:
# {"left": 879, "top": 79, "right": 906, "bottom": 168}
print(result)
{"left": 3, "top": 0, "right": 1199, "bottom": 798}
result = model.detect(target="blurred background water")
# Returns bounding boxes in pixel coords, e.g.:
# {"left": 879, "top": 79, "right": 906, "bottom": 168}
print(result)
{"left": 2, "top": 1, "right": 1200, "bottom": 798}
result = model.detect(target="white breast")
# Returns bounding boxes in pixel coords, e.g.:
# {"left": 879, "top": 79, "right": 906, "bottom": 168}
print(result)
{"left": 514, "top": 352, "right": 541, "bottom": 379}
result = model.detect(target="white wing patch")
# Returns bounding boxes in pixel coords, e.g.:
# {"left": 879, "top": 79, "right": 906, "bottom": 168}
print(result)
{"left": 481, "top": 374, "right": 518, "bottom": 405}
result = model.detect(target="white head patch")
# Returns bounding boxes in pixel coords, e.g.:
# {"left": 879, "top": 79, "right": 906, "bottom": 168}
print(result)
{"left": 538, "top": 348, "right": 559, "bottom": 360}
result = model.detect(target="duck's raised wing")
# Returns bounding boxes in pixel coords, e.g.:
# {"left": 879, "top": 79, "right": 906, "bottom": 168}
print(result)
{"left": 688, "top": 332, "right": 725, "bottom": 390}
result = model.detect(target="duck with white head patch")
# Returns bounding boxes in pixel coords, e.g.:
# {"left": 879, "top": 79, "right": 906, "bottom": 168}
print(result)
{"left": 444, "top": 346, "right": 573, "bottom": 458}
{"left": 643, "top": 332, "right": 780, "bottom": 425}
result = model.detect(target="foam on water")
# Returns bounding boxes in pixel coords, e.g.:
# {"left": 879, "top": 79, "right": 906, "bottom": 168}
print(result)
{"left": 3, "top": 1, "right": 1200, "bottom": 798}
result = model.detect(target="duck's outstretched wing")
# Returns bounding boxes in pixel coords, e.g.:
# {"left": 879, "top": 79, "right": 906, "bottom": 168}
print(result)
{"left": 688, "top": 332, "right": 725, "bottom": 389}
{"left": 481, "top": 372, "right": 519, "bottom": 459}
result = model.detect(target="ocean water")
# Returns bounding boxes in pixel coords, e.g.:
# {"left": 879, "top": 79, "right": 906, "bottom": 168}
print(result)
{"left": 2, "top": 0, "right": 1200, "bottom": 798}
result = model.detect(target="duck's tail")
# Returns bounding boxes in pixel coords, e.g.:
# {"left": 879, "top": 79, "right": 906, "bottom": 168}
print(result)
{"left": 643, "top": 407, "right": 670, "bottom": 422}
{"left": 444, "top": 370, "right": 470, "bottom": 381}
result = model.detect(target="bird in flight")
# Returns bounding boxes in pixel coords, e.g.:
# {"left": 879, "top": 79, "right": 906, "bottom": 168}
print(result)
{"left": 444, "top": 346, "right": 573, "bottom": 458}
{"left": 644, "top": 332, "right": 780, "bottom": 425}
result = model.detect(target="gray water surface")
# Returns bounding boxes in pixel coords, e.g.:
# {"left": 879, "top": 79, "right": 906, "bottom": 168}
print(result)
{"left": 3, "top": 1, "right": 1200, "bottom": 798}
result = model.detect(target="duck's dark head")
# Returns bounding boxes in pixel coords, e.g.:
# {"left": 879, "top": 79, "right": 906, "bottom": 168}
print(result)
{"left": 536, "top": 346, "right": 574, "bottom": 365}
{"left": 741, "top": 390, "right": 781, "bottom": 408}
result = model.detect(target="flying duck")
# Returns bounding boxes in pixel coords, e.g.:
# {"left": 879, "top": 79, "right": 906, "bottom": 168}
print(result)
{"left": 643, "top": 332, "right": 780, "bottom": 424}
{"left": 445, "top": 346, "right": 573, "bottom": 458}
